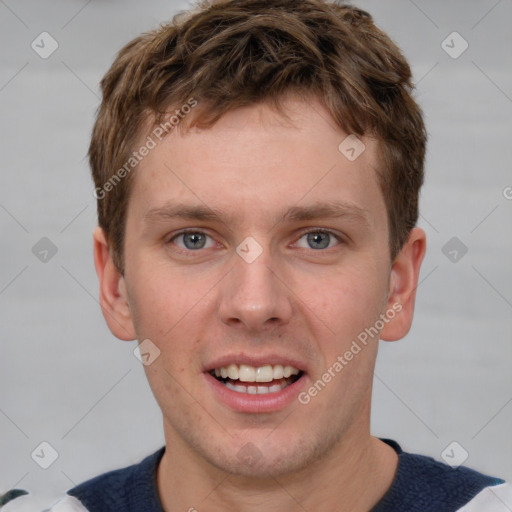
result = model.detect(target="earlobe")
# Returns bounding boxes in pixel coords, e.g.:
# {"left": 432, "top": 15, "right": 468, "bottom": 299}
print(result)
{"left": 380, "top": 227, "right": 426, "bottom": 342}
{"left": 93, "top": 226, "right": 137, "bottom": 341}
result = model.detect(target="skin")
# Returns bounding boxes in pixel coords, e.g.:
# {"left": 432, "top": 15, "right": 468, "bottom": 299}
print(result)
{"left": 94, "top": 95, "right": 426, "bottom": 511}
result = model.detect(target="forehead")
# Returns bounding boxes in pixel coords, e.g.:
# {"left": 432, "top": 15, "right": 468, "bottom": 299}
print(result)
{"left": 129, "top": 96, "right": 385, "bottom": 228}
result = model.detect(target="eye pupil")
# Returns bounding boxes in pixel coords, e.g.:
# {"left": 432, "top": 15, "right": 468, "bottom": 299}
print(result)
{"left": 184, "top": 232, "right": 206, "bottom": 249}
{"left": 307, "top": 232, "right": 330, "bottom": 249}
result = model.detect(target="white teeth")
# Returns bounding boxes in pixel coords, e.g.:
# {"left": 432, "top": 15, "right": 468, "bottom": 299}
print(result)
{"left": 283, "top": 366, "right": 296, "bottom": 378}
{"left": 256, "top": 365, "right": 273, "bottom": 382}
{"left": 247, "top": 385, "right": 257, "bottom": 395}
{"left": 239, "top": 364, "right": 256, "bottom": 382}
{"left": 273, "top": 365, "right": 284, "bottom": 379}
{"left": 211, "top": 364, "right": 301, "bottom": 394}
{"left": 224, "top": 379, "right": 292, "bottom": 394}
{"left": 212, "top": 363, "right": 301, "bottom": 383}
{"left": 227, "top": 364, "right": 238, "bottom": 380}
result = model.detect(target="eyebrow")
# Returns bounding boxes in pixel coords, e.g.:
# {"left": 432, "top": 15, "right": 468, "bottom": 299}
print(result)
{"left": 144, "top": 203, "right": 236, "bottom": 225}
{"left": 143, "top": 200, "right": 370, "bottom": 229}
{"left": 282, "top": 202, "right": 370, "bottom": 226}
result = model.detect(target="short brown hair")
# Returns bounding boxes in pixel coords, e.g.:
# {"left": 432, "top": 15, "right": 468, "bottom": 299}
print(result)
{"left": 89, "top": 0, "right": 426, "bottom": 273}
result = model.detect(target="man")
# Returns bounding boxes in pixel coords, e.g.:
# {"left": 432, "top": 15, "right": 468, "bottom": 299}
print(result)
{"left": 41, "top": 0, "right": 510, "bottom": 510}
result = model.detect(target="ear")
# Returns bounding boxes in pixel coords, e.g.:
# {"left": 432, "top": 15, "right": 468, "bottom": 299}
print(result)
{"left": 93, "top": 226, "right": 136, "bottom": 341}
{"left": 380, "top": 227, "right": 426, "bottom": 342}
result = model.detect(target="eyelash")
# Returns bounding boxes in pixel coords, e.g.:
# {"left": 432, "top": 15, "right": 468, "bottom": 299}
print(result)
{"left": 166, "top": 228, "right": 343, "bottom": 253}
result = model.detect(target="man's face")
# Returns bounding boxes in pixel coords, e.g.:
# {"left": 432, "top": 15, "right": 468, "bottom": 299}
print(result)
{"left": 118, "top": 96, "right": 396, "bottom": 476}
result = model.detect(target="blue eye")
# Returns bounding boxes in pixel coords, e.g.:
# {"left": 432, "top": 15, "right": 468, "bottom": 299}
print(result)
{"left": 171, "top": 231, "right": 215, "bottom": 250}
{"left": 168, "top": 229, "right": 341, "bottom": 253}
{"left": 296, "top": 231, "right": 340, "bottom": 250}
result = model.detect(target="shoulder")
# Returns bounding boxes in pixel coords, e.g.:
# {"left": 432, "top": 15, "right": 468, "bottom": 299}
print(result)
{"left": 399, "top": 449, "right": 504, "bottom": 494}
{"left": 46, "top": 447, "right": 165, "bottom": 512}
{"left": 374, "top": 440, "right": 509, "bottom": 512}
{"left": 44, "top": 495, "right": 91, "bottom": 512}
{"left": 0, "top": 494, "right": 87, "bottom": 512}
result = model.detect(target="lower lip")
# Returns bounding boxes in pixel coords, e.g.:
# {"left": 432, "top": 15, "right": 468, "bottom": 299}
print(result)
{"left": 203, "top": 372, "right": 307, "bottom": 413}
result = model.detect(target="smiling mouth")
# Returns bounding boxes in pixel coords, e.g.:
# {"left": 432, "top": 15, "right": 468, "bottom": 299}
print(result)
{"left": 209, "top": 364, "right": 304, "bottom": 395}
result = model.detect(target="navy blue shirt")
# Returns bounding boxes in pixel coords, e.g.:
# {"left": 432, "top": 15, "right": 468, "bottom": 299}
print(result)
{"left": 58, "top": 439, "right": 505, "bottom": 511}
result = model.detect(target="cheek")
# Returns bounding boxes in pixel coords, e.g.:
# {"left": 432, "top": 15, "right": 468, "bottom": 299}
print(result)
{"left": 300, "top": 265, "right": 388, "bottom": 344}
{"left": 127, "top": 269, "right": 215, "bottom": 383}
{"left": 127, "top": 266, "right": 205, "bottom": 338}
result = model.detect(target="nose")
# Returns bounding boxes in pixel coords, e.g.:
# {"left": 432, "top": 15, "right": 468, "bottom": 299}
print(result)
{"left": 218, "top": 245, "right": 293, "bottom": 333}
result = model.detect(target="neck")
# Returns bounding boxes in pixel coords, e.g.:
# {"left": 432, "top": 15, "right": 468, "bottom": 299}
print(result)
{"left": 156, "top": 420, "right": 398, "bottom": 512}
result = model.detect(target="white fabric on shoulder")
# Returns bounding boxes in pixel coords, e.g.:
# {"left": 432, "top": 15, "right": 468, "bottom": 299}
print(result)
{"left": 1, "top": 493, "right": 40, "bottom": 512}
{"left": 456, "top": 483, "right": 512, "bottom": 512}
{"left": 43, "top": 495, "right": 89, "bottom": 512}
{"left": 0, "top": 494, "right": 87, "bottom": 512}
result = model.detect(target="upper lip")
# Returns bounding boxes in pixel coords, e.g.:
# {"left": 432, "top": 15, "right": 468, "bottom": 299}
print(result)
{"left": 204, "top": 354, "right": 309, "bottom": 374}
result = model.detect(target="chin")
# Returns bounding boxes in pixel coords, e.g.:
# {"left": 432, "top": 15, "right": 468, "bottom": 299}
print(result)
{"left": 197, "top": 431, "right": 330, "bottom": 479}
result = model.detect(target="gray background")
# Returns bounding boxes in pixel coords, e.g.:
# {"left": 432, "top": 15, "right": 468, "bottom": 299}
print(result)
{"left": 1, "top": 0, "right": 511, "bottom": 509}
